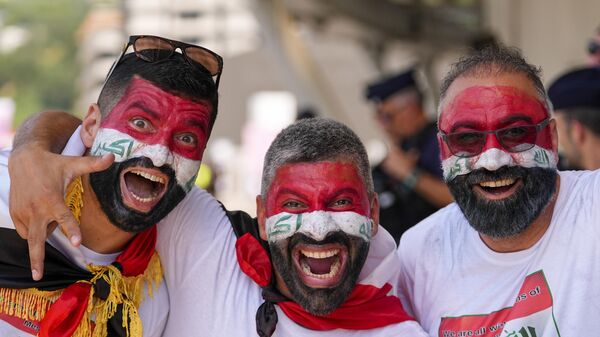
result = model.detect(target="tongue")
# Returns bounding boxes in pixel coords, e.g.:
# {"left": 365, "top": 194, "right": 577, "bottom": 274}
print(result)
{"left": 304, "top": 256, "right": 338, "bottom": 275}
{"left": 124, "top": 173, "right": 156, "bottom": 198}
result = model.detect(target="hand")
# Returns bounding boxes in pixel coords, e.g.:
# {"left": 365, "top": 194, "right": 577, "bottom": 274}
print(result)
{"left": 8, "top": 143, "right": 114, "bottom": 280}
{"left": 381, "top": 145, "right": 419, "bottom": 181}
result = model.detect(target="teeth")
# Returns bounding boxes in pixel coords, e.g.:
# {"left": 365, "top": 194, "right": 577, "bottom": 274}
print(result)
{"left": 300, "top": 249, "right": 339, "bottom": 259}
{"left": 132, "top": 170, "right": 165, "bottom": 184}
{"left": 479, "top": 178, "right": 516, "bottom": 188}
{"left": 301, "top": 259, "right": 341, "bottom": 279}
{"left": 130, "top": 193, "right": 156, "bottom": 203}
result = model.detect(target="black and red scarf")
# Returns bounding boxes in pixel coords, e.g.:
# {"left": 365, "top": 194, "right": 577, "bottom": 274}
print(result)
{"left": 225, "top": 209, "right": 414, "bottom": 337}
{"left": 0, "top": 226, "right": 158, "bottom": 337}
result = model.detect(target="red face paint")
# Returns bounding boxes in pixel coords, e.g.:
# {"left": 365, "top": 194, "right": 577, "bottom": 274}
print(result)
{"left": 439, "top": 85, "right": 552, "bottom": 161}
{"left": 265, "top": 162, "right": 371, "bottom": 218}
{"left": 101, "top": 77, "right": 212, "bottom": 161}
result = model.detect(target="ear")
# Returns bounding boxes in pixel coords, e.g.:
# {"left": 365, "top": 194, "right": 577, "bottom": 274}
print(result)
{"left": 369, "top": 193, "right": 380, "bottom": 237}
{"left": 570, "top": 120, "right": 586, "bottom": 146}
{"left": 81, "top": 104, "right": 102, "bottom": 148}
{"left": 256, "top": 195, "right": 268, "bottom": 241}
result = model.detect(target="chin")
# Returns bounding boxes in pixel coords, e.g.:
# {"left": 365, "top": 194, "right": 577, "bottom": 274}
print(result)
{"left": 270, "top": 232, "right": 369, "bottom": 315}
{"left": 90, "top": 157, "right": 187, "bottom": 233}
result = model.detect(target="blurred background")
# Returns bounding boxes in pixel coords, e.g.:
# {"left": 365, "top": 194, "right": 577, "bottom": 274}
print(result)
{"left": 0, "top": 0, "right": 598, "bottom": 214}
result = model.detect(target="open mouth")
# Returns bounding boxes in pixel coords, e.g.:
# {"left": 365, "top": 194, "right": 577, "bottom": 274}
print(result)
{"left": 473, "top": 177, "right": 522, "bottom": 200}
{"left": 119, "top": 167, "right": 168, "bottom": 213}
{"left": 292, "top": 243, "right": 348, "bottom": 288}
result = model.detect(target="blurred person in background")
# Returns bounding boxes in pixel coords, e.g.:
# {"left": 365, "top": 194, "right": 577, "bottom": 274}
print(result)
{"left": 587, "top": 26, "right": 600, "bottom": 66}
{"left": 548, "top": 67, "right": 600, "bottom": 170}
{"left": 365, "top": 68, "right": 452, "bottom": 244}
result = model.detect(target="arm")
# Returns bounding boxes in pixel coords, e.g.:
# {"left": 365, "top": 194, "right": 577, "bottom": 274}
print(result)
{"left": 8, "top": 111, "right": 114, "bottom": 280}
{"left": 381, "top": 146, "right": 453, "bottom": 208}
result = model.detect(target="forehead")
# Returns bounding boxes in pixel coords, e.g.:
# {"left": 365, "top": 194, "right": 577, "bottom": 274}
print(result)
{"left": 439, "top": 72, "right": 547, "bottom": 128}
{"left": 269, "top": 161, "right": 365, "bottom": 191}
{"left": 104, "top": 77, "right": 210, "bottom": 118}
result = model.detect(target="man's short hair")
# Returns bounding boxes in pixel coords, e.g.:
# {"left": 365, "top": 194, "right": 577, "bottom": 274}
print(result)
{"left": 97, "top": 52, "right": 219, "bottom": 129}
{"left": 438, "top": 45, "right": 552, "bottom": 118}
{"left": 261, "top": 118, "right": 374, "bottom": 198}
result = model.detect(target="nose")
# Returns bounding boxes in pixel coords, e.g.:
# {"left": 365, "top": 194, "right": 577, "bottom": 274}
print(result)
{"left": 473, "top": 148, "right": 515, "bottom": 171}
{"left": 149, "top": 145, "right": 174, "bottom": 167}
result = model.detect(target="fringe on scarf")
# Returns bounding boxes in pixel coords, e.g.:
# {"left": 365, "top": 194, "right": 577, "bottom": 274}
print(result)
{"left": 0, "top": 252, "right": 163, "bottom": 337}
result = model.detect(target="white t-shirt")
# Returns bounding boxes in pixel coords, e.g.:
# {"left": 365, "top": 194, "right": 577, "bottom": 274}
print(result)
{"left": 398, "top": 170, "right": 600, "bottom": 337}
{"left": 0, "top": 147, "right": 168, "bottom": 337}
{"left": 157, "top": 187, "right": 427, "bottom": 336}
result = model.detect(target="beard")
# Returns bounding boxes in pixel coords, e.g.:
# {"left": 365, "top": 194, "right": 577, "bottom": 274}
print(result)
{"left": 89, "top": 157, "right": 186, "bottom": 233}
{"left": 448, "top": 166, "right": 557, "bottom": 239}
{"left": 269, "top": 231, "right": 369, "bottom": 316}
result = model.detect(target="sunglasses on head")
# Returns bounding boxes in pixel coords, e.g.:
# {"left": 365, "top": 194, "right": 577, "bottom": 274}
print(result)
{"left": 104, "top": 35, "right": 223, "bottom": 88}
{"left": 439, "top": 118, "right": 551, "bottom": 158}
{"left": 588, "top": 40, "right": 600, "bottom": 55}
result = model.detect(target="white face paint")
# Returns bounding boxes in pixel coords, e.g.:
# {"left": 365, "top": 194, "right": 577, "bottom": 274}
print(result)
{"left": 441, "top": 145, "right": 558, "bottom": 181}
{"left": 90, "top": 128, "right": 200, "bottom": 191}
{"left": 265, "top": 210, "right": 373, "bottom": 242}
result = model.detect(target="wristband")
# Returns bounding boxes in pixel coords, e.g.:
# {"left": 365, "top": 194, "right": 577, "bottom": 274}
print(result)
{"left": 402, "top": 168, "right": 421, "bottom": 191}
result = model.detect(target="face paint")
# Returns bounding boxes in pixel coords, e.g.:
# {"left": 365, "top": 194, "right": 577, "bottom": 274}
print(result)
{"left": 264, "top": 161, "right": 373, "bottom": 315}
{"left": 266, "top": 211, "right": 373, "bottom": 242}
{"left": 91, "top": 128, "right": 199, "bottom": 191}
{"left": 89, "top": 78, "right": 211, "bottom": 232}
{"left": 439, "top": 85, "right": 556, "bottom": 181}
{"left": 265, "top": 162, "right": 371, "bottom": 217}
{"left": 442, "top": 146, "right": 557, "bottom": 181}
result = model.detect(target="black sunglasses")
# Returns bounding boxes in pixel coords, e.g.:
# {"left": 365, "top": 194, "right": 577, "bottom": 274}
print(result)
{"left": 439, "top": 118, "right": 551, "bottom": 158}
{"left": 104, "top": 35, "right": 223, "bottom": 88}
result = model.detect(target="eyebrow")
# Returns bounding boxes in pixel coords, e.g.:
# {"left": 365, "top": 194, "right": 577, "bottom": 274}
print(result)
{"left": 131, "top": 101, "right": 159, "bottom": 120}
{"left": 276, "top": 187, "right": 309, "bottom": 200}
{"left": 449, "top": 121, "right": 481, "bottom": 133}
{"left": 500, "top": 115, "right": 533, "bottom": 124}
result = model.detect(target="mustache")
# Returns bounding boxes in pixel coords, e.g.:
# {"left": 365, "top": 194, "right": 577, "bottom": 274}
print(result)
{"left": 118, "top": 156, "right": 177, "bottom": 179}
{"left": 463, "top": 166, "right": 528, "bottom": 185}
{"left": 288, "top": 231, "right": 350, "bottom": 247}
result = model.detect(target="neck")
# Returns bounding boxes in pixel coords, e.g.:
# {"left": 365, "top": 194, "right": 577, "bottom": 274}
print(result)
{"left": 479, "top": 175, "right": 560, "bottom": 253}
{"left": 79, "top": 175, "right": 135, "bottom": 254}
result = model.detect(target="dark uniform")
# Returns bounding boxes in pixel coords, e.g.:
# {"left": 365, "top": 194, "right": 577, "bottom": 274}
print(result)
{"left": 372, "top": 122, "right": 442, "bottom": 243}
{"left": 366, "top": 69, "right": 444, "bottom": 244}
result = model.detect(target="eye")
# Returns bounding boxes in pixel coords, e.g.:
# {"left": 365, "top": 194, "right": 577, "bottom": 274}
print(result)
{"left": 452, "top": 132, "right": 484, "bottom": 146}
{"left": 130, "top": 117, "right": 153, "bottom": 132}
{"left": 282, "top": 200, "right": 306, "bottom": 209}
{"left": 175, "top": 133, "right": 198, "bottom": 147}
{"left": 330, "top": 198, "right": 352, "bottom": 208}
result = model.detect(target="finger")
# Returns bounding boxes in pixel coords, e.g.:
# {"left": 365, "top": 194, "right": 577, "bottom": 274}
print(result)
{"left": 68, "top": 153, "right": 114, "bottom": 178}
{"left": 46, "top": 221, "right": 59, "bottom": 237}
{"left": 54, "top": 208, "right": 82, "bottom": 247}
{"left": 27, "top": 228, "right": 47, "bottom": 281}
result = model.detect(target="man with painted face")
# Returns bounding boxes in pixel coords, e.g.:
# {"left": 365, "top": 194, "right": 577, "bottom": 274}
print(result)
{"left": 0, "top": 35, "right": 220, "bottom": 336}
{"left": 397, "top": 45, "right": 600, "bottom": 336}
{"left": 8, "top": 114, "right": 428, "bottom": 335}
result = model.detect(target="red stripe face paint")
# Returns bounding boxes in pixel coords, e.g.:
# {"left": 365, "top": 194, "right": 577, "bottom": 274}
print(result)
{"left": 101, "top": 77, "right": 212, "bottom": 161}
{"left": 439, "top": 85, "right": 557, "bottom": 180}
{"left": 265, "top": 162, "right": 371, "bottom": 218}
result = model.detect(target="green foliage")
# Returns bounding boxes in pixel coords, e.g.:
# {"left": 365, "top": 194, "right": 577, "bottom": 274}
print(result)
{"left": 0, "top": 0, "right": 88, "bottom": 128}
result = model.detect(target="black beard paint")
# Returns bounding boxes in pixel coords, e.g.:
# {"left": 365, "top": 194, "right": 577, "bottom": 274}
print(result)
{"left": 269, "top": 231, "right": 369, "bottom": 316}
{"left": 89, "top": 157, "right": 186, "bottom": 233}
{"left": 448, "top": 166, "right": 558, "bottom": 239}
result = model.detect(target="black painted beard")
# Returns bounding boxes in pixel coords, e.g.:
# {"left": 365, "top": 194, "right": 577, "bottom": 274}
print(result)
{"left": 448, "top": 166, "right": 557, "bottom": 239}
{"left": 269, "top": 231, "right": 369, "bottom": 316}
{"left": 89, "top": 157, "right": 186, "bottom": 233}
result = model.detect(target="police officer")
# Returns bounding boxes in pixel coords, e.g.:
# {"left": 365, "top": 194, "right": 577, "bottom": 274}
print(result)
{"left": 548, "top": 66, "right": 600, "bottom": 170}
{"left": 366, "top": 68, "right": 452, "bottom": 244}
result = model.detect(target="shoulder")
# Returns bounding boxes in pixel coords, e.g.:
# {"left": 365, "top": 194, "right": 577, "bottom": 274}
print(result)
{"left": 398, "top": 203, "right": 467, "bottom": 266}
